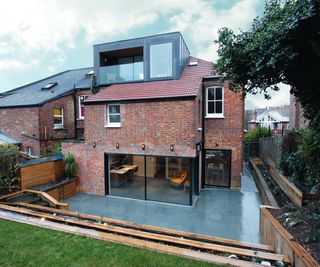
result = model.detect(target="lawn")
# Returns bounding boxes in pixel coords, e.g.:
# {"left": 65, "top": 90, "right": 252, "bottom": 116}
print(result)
{"left": 0, "top": 219, "right": 224, "bottom": 267}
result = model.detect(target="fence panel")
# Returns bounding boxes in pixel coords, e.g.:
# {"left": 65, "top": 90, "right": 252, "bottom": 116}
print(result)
{"left": 259, "top": 136, "right": 283, "bottom": 167}
{"left": 243, "top": 139, "right": 260, "bottom": 161}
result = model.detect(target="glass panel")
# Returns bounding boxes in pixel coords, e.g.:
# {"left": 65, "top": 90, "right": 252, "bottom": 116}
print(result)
{"left": 216, "top": 101, "right": 223, "bottom": 114}
{"left": 99, "top": 62, "right": 143, "bottom": 84}
{"left": 215, "top": 87, "right": 223, "bottom": 100}
{"left": 109, "top": 105, "right": 120, "bottom": 114}
{"left": 205, "top": 150, "right": 231, "bottom": 187}
{"left": 208, "top": 102, "right": 214, "bottom": 114}
{"left": 150, "top": 43, "right": 172, "bottom": 78}
{"left": 208, "top": 88, "right": 215, "bottom": 100}
{"left": 109, "top": 154, "right": 145, "bottom": 200}
{"left": 109, "top": 115, "right": 120, "bottom": 123}
{"left": 146, "top": 156, "right": 190, "bottom": 205}
{"left": 80, "top": 107, "right": 85, "bottom": 117}
{"left": 54, "top": 117, "right": 62, "bottom": 125}
{"left": 54, "top": 107, "right": 62, "bottom": 116}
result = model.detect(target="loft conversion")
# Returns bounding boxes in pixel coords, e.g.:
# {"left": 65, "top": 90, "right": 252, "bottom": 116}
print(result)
{"left": 94, "top": 32, "right": 189, "bottom": 86}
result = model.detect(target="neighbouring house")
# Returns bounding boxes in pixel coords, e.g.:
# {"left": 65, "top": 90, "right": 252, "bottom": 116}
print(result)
{"left": 0, "top": 130, "right": 21, "bottom": 145}
{"left": 62, "top": 32, "right": 244, "bottom": 206}
{"left": 0, "top": 68, "right": 93, "bottom": 157}
{"left": 247, "top": 107, "right": 289, "bottom": 135}
{"left": 289, "top": 94, "right": 309, "bottom": 129}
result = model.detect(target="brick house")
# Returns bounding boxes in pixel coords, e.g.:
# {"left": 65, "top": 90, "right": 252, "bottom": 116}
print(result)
{"left": 0, "top": 68, "right": 93, "bottom": 157}
{"left": 62, "top": 32, "right": 244, "bottom": 205}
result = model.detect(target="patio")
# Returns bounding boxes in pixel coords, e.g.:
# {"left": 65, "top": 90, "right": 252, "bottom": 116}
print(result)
{"left": 65, "top": 164, "right": 261, "bottom": 243}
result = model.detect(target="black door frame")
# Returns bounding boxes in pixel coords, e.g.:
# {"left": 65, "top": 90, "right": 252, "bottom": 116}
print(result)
{"left": 104, "top": 152, "right": 198, "bottom": 206}
{"left": 202, "top": 149, "right": 232, "bottom": 188}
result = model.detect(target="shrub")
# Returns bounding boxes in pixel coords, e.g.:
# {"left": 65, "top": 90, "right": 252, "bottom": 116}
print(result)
{"left": 244, "top": 127, "right": 271, "bottom": 140}
{"left": 280, "top": 128, "right": 320, "bottom": 191}
{"left": 63, "top": 153, "right": 78, "bottom": 179}
{"left": 0, "top": 163, "right": 20, "bottom": 195}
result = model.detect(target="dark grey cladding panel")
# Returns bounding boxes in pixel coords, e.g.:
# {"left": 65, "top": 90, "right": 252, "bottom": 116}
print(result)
{"left": 94, "top": 32, "right": 190, "bottom": 85}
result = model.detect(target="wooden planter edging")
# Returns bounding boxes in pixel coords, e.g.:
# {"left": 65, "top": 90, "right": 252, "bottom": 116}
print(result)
{"left": 268, "top": 159, "right": 320, "bottom": 207}
{"left": 249, "top": 158, "right": 279, "bottom": 207}
{"left": 260, "top": 206, "right": 318, "bottom": 267}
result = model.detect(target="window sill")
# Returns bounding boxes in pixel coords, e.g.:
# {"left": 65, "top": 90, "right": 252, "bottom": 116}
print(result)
{"left": 53, "top": 126, "right": 65, "bottom": 130}
{"left": 77, "top": 118, "right": 84, "bottom": 121}
{"left": 105, "top": 124, "right": 121, "bottom": 128}
{"left": 205, "top": 114, "right": 225, "bottom": 119}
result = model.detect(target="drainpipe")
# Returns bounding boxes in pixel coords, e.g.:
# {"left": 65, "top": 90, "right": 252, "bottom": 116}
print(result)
{"left": 73, "top": 84, "right": 77, "bottom": 140}
{"left": 201, "top": 83, "right": 206, "bottom": 189}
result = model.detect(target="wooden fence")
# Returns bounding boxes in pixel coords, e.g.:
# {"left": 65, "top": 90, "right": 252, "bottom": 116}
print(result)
{"left": 259, "top": 136, "right": 283, "bottom": 167}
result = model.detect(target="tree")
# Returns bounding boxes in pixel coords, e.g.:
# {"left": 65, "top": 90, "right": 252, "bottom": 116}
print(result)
{"left": 215, "top": 0, "right": 320, "bottom": 129}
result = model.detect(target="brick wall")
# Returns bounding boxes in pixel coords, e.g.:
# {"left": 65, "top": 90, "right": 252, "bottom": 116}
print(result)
{"left": 85, "top": 100, "right": 198, "bottom": 157}
{"left": 39, "top": 95, "right": 76, "bottom": 142}
{"left": 75, "top": 89, "right": 92, "bottom": 139}
{"left": 203, "top": 82, "right": 244, "bottom": 189}
{"left": 62, "top": 141, "right": 105, "bottom": 195}
{"left": 0, "top": 107, "right": 41, "bottom": 156}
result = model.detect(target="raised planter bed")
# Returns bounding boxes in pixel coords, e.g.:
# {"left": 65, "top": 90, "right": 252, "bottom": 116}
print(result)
{"left": 260, "top": 206, "right": 319, "bottom": 267}
{"left": 267, "top": 159, "right": 320, "bottom": 207}
{"left": 249, "top": 158, "right": 279, "bottom": 207}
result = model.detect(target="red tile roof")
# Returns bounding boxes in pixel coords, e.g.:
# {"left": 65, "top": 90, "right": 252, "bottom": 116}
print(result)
{"left": 87, "top": 57, "right": 213, "bottom": 102}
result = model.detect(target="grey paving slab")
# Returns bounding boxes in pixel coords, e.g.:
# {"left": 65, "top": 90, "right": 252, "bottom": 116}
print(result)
{"left": 65, "top": 185, "right": 262, "bottom": 244}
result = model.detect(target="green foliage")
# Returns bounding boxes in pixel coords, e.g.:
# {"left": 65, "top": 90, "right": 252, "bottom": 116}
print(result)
{"left": 0, "top": 164, "right": 20, "bottom": 195}
{"left": 0, "top": 144, "right": 19, "bottom": 154}
{"left": 280, "top": 129, "right": 320, "bottom": 190}
{"left": 63, "top": 152, "right": 78, "bottom": 179}
{"left": 244, "top": 127, "right": 271, "bottom": 140}
{"left": 215, "top": 0, "right": 320, "bottom": 129}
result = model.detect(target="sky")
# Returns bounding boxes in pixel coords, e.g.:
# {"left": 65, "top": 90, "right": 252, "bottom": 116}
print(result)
{"left": 0, "top": 0, "right": 290, "bottom": 109}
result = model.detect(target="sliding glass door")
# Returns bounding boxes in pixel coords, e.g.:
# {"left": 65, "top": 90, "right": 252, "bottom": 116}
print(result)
{"left": 106, "top": 153, "right": 198, "bottom": 205}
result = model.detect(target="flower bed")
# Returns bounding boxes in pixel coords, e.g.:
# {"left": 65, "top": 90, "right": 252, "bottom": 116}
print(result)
{"left": 260, "top": 205, "right": 319, "bottom": 267}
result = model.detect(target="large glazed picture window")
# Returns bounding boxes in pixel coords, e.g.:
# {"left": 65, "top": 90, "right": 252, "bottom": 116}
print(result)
{"left": 150, "top": 42, "right": 172, "bottom": 78}
{"left": 206, "top": 86, "right": 224, "bottom": 118}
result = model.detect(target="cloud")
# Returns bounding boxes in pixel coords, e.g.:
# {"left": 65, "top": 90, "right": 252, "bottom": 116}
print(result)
{"left": 245, "top": 83, "right": 291, "bottom": 109}
{"left": 0, "top": 59, "right": 39, "bottom": 70}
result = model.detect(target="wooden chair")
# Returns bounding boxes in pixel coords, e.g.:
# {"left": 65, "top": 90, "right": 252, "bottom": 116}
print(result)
{"left": 170, "top": 171, "right": 188, "bottom": 188}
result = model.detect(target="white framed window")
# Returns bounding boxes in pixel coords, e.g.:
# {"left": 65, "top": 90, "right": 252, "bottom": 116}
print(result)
{"left": 53, "top": 107, "right": 64, "bottom": 129}
{"left": 206, "top": 86, "right": 224, "bottom": 118}
{"left": 79, "top": 95, "right": 88, "bottom": 119}
{"left": 106, "top": 104, "right": 121, "bottom": 127}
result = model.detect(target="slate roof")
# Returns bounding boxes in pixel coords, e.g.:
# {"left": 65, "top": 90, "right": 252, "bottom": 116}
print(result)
{"left": 0, "top": 67, "right": 92, "bottom": 108}
{"left": 87, "top": 57, "right": 213, "bottom": 103}
{"left": 0, "top": 130, "right": 21, "bottom": 144}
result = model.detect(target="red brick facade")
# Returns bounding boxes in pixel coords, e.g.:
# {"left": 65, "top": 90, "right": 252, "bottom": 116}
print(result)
{"left": 0, "top": 89, "right": 91, "bottom": 157}
{"left": 0, "top": 107, "right": 41, "bottom": 156}
{"left": 203, "top": 82, "right": 244, "bottom": 189}
{"left": 85, "top": 100, "right": 198, "bottom": 157}
{"left": 62, "top": 82, "right": 244, "bottom": 195}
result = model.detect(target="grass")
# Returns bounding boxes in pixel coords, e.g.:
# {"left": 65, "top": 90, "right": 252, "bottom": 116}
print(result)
{"left": 0, "top": 219, "right": 224, "bottom": 267}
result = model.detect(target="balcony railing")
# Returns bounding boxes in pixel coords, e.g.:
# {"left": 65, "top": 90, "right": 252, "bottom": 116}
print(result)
{"left": 99, "top": 62, "right": 144, "bottom": 84}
